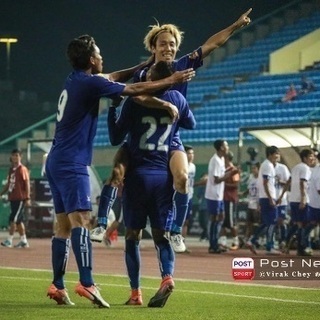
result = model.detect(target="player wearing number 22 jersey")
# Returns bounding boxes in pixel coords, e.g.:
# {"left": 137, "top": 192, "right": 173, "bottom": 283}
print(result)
{"left": 108, "top": 81, "right": 195, "bottom": 305}
{"left": 108, "top": 89, "right": 196, "bottom": 229}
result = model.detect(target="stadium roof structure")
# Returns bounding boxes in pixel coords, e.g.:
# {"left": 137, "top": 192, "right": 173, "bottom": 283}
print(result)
{"left": 238, "top": 122, "right": 320, "bottom": 149}
{"left": 237, "top": 122, "right": 320, "bottom": 165}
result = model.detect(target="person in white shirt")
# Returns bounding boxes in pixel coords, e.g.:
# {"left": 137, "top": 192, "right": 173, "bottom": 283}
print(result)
{"left": 247, "top": 146, "right": 280, "bottom": 255}
{"left": 287, "top": 148, "right": 315, "bottom": 256}
{"left": 180, "top": 145, "right": 196, "bottom": 253}
{"left": 275, "top": 161, "right": 291, "bottom": 249}
{"left": 304, "top": 151, "right": 320, "bottom": 253}
{"left": 242, "top": 162, "right": 260, "bottom": 242}
{"left": 205, "top": 140, "right": 238, "bottom": 254}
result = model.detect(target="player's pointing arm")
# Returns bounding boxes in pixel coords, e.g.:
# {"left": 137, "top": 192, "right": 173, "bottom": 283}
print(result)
{"left": 196, "top": 8, "right": 252, "bottom": 60}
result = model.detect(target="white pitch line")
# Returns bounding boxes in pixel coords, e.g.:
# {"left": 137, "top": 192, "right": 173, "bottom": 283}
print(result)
{"left": 1, "top": 266, "right": 319, "bottom": 291}
{"left": 1, "top": 273, "right": 320, "bottom": 306}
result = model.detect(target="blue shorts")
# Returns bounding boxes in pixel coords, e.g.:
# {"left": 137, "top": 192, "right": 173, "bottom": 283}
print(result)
{"left": 123, "top": 170, "right": 174, "bottom": 230}
{"left": 290, "top": 202, "right": 309, "bottom": 223}
{"left": 170, "top": 135, "right": 184, "bottom": 152}
{"left": 259, "top": 198, "right": 278, "bottom": 225}
{"left": 46, "top": 157, "right": 92, "bottom": 214}
{"left": 309, "top": 206, "right": 320, "bottom": 223}
{"left": 277, "top": 205, "right": 287, "bottom": 220}
{"left": 206, "top": 199, "right": 224, "bottom": 216}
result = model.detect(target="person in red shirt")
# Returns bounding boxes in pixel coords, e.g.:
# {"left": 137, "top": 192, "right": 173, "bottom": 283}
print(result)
{"left": 281, "top": 83, "right": 297, "bottom": 102}
{"left": 0, "top": 148, "right": 31, "bottom": 248}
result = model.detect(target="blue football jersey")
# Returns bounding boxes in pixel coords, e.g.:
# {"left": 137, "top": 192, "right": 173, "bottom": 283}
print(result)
{"left": 133, "top": 47, "right": 203, "bottom": 98}
{"left": 108, "top": 89, "right": 195, "bottom": 172}
{"left": 49, "top": 71, "right": 125, "bottom": 165}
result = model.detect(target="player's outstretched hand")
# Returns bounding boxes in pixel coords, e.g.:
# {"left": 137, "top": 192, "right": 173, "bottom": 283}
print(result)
{"left": 171, "top": 68, "right": 196, "bottom": 84}
{"left": 236, "top": 8, "right": 252, "bottom": 28}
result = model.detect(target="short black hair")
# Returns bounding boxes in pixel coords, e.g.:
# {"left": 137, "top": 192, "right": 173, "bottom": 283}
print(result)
{"left": 213, "top": 139, "right": 225, "bottom": 151}
{"left": 148, "top": 61, "right": 174, "bottom": 81}
{"left": 11, "top": 148, "right": 22, "bottom": 155}
{"left": 251, "top": 162, "right": 260, "bottom": 168}
{"left": 67, "top": 34, "right": 96, "bottom": 70}
{"left": 265, "top": 146, "right": 279, "bottom": 157}
{"left": 184, "top": 144, "right": 193, "bottom": 152}
{"left": 300, "top": 148, "right": 313, "bottom": 161}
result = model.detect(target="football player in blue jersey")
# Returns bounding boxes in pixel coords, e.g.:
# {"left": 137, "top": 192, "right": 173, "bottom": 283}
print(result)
{"left": 92, "top": 8, "right": 252, "bottom": 253}
{"left": 45, "top": 34, "right": 195, "bottom": 308}
{"left": 108, "top": 61, "right": 195, "bottom": 307}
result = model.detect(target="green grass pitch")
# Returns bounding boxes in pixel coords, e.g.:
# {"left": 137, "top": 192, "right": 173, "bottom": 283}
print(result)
{"left": 0, "top": 267, "right": 319, "bottom": 320}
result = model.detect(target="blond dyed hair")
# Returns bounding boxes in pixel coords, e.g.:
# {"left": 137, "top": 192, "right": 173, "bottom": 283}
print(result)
{"left": 143, "top": 22, "right": 184, "bottom": 52}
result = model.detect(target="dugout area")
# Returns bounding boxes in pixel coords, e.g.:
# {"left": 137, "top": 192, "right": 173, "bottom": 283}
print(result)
{"left": 238, "top": 122, "right": 320, "bottom": 168}
{"left": 234, "top": 122, "right": 320, "bottom": 244}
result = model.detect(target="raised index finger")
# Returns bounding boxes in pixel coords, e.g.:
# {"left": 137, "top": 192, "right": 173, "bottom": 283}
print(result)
{"left": 244, "top": 8, "right": 253, "bottom": 16}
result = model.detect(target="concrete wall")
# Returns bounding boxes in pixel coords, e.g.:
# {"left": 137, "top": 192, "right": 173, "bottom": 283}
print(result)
{"left": 269, "top": 28, "right": 320, "bottom": 74}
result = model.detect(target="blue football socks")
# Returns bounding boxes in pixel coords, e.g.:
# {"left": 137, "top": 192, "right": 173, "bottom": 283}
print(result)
{"left": 97, "top": 185, "right": 118, "bottom": 228}
{"left": 266, "top": 224, "right": 276, "bottom": 251}
{"left": 171, "top": 191, "right": 188, "bottom": 234}
{"left": 155, "top": 241, "right": 175, "bottom": 278}
{"left": 209, "top": 220, "right": 223, "bottom": 250}
{"left": 125, "top": 239, "right": 141, "bottom": 289}
{"left": 51, "top": 237, "right": 70, "bottom": 289}
{"left": 71, "top": 227, "right": 94, "bottom": 287}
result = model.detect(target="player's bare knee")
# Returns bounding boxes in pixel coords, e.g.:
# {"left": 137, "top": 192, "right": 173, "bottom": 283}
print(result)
{"left": 173, "top": 172, "right": 188, "bottom": 194}
{"left": 55, "top": 224, "right": 71, "bottom": 238}
{"left": 109, "top": 164, "right": 125, "bottom": 186}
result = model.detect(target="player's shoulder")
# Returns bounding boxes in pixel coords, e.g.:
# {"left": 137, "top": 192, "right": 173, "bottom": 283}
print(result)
{"left": 167, "top": 89, "right": 185, "bottom": 98}
{"left": 262, "top": 159, "right": 273, "bottom": 168}
{"left": 166, "top": 90, "right": 187, "bottom": 108}
{"left": 18, "top": 164, "right": 28, "bottom": 171}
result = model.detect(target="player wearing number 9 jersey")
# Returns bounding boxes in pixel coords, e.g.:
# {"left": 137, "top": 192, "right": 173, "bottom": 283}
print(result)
{"left": 107, "top": 61, "right": 195, "bottom": 307}
{"left": 45, "top": 34, "right": 194, "bottom": 308}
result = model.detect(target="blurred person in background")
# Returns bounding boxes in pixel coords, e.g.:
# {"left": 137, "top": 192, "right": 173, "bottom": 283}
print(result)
{"left": 275, "top": 159, "right": 291, "bottom": 251}
{"left": 307, "top": 150, "right": 320, "bottom": 254}
{"left": 177, "top": 145, "right": 196, "bottom": 253}
{"left": 194, "top": 173, "right": 209, "bottom": 241}
{"left": 240, "top": 162, "right": 260, "bottom": 243}
{"left": 219, "top": 151, "right": 240, "bottom": 251}
{"left": 0, "top": 148, "right": 30, "bottom": 249}
{"left": 247, "top": 146, "right": 280, "bottom": 255}
{"left": 205, "top": 140, "right": 238, "bottom": 254}
{"left": 299, "top": 76, "right": 316, "bottom": 95}
{"left": 286, "top": 149, "right": 315, "bottom": 256}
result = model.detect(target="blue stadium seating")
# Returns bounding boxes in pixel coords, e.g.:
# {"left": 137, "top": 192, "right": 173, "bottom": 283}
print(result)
{"left": 94, "top": 9, "right": 320, "bottom": 147}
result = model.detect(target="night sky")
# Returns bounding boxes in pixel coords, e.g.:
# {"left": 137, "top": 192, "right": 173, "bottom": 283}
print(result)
{"left": 1, "top": 0, "right": 295, "bottom": 103}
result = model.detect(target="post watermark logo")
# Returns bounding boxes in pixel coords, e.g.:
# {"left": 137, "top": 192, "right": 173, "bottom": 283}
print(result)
{"left": 232, "top": 257, "right": 320, "bottom": 280}
{"left": 232, "top": 257, "right": 255, "bottom": 280}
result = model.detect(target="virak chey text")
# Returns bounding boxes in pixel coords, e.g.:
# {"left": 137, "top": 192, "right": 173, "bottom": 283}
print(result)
{"left": 254, "top": 258, "right": 320, "bottom": 280}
